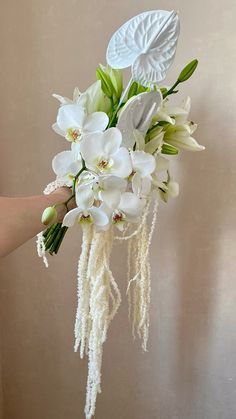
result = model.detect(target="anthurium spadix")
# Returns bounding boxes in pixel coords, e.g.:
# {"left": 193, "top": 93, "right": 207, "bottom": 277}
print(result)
{"left": 106, "top": 10, "right": 180, "bottom": 86}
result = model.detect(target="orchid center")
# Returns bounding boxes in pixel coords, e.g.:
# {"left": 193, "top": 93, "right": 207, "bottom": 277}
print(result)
{"left": 97, "top": 158, "right": 112, "bottom": 172}
{"left": 67, "top": 127, "right": 81, "bottom": 142}
{"left": 112, "top": 211, "right": 125, "bottom": 224}
{"left": 79, "top": 213, "right": 92, "bottom": 224}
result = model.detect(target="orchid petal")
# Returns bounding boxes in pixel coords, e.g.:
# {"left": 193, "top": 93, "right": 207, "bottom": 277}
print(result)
{"left": 111, "top": 147, "right": 132, "bottom": 177}
{"left": 131, "top": 150, "right": 156, "bottom": 177}
{"left": 52, "top": 123, "right": 65, "bottom": 137}
{"left": 52, "top": 150, "right": 81, "bottom": 177}
{"left": 89, "top": 207, "right": 109, "bottom": 226}
{"left": 76, "top": 184, "right": 94, "bottom": 210}
{"left": 80, "top": 132, "right": 105, "bottom": 164}
{"left": 57, "top": 104, "right": 85, "bottom": 131}
{"left": 62, "top": 208, "right": 81, "bottom": 227}
{"left": 83, "top": 112, "right": 109, "bottom": 133}
{"left": 119, "top": 192, "right": 144, "bottom": 218}
{"left": 99, "top": 189, "right": 121, "bottom": 209}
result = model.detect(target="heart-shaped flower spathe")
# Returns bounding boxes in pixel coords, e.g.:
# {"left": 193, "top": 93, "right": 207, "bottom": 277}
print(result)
{"left": 117, "top": 90, "right": 162, "bottom": 148}
{"left": 106, "top": 10, "right": 180, "bottom": 87}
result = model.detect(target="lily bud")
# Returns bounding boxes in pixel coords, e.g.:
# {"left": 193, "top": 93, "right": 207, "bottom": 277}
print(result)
{"left": 41, "top": 206, "right": 57, "bottom": 226}
{"left": 177, "top": 59, "right": 198, "bottom": 83}
{"left": 96, "top": 66, "right": 114, "bottom": 98}
{"left": 108, "top": 67, "right": 123, "bottom": 98}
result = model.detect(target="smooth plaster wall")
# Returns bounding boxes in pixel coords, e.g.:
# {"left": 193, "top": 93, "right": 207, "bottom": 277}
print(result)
{"left": 0, "top": 1, "right": 236, "bottom": 418}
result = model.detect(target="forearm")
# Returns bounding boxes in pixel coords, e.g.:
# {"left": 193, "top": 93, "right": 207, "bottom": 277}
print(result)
{"left": 0, "top": 188, "right": 72, "bottom": 257}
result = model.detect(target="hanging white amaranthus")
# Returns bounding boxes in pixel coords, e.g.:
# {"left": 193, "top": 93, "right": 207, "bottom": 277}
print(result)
{"left": 37, "top": 9, "right": 205, "bottom": 419}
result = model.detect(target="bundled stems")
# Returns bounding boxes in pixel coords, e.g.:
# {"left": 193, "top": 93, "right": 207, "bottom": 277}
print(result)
{"left": 43, "top": 223, "right": 68, "bottom": 255}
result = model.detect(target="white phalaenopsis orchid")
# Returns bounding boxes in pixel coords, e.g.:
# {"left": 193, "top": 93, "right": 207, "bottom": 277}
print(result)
{"left": 102, "top": 192, "right": 145, "bottom": 231}
{"left": 52, "top": 103, "right": 109, "bottom": 143}
{"left": 80, "top": 128, "right": 132, "bottom": 178}
{"left": 62, "top": 186, "right": 109, "bottom": 228}
{"left": 52, "top": 142, "right": 82, "bottom": 185}
{"left": 75, "top": 172, "right": 127, "bottom": 210}
{"left": 117, "top": 91, "right": 162, "bottom": 148}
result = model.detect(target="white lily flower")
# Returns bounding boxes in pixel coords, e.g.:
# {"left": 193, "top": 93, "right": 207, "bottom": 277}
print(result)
{"left": 158, "top": 176, "right": 179, "bottom": 203}
{"left": 153, "top": 96, "right": 191, "bottom": 125}
{"left": 52, "top": 143, "right": 82, "bottom": 185}
{"left": 117, "top": 91, "right": 162, "bottom": 148}
{"left": 164, "top": 124, "right": 205, "bottom": 152}
{"left": 53, "top": 81, "right": 111, "bottom": 114}
{"left": 78, "top": 80, "right": 111, "bottom": 114}
{"left": 52, "top": 87, "right": 80, "bottom": 105}
{"left": 102, "top": 192, "right": 145, "bottom": 231}
{"left": 80, "top": 128, "right": 132, "bottom": 178}
{"left": 151, "top": 155, "right": 170, "bottom": 193}
{"left": 52, "top": 103, "right": 109, "bottom": 142}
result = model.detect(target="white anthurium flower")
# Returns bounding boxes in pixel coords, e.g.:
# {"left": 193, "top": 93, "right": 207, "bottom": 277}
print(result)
{"left": 52, "top": 103, "right": 109, "bottom": 143}
{"left": 117, "top": 91, "right": 162, "bottom": 148}
{"left": 80, "top": 128, "right": 132, "bottom": 178}
{"left": 164, "top": 124, "right": 205, "bottom": 152}
{"left": 52, "top": 144, "right": 82, "bottom": 185}
{"left": 102, "top": 192, "right": 145, "bottom": 231}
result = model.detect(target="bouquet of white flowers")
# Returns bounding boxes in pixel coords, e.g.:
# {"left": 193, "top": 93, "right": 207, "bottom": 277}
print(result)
{"left": 37, "top": 10, "right": 204, "bottom": 419}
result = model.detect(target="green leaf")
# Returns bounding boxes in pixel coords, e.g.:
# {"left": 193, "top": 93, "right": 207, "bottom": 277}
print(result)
{"left": 177, "top": 59, "right": 198, "bottom": 83}
{"left": 161, "top": 144, "right": 179, "bottom": 155}
{"left": 127, "top": 81, "right": 138, "bottom": 99}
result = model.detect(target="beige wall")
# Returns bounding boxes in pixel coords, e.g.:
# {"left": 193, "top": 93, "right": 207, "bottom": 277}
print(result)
{"left": 1, "top": 1, "right": 236, "bottom": 418}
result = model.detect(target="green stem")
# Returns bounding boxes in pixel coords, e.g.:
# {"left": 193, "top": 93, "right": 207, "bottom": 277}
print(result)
{"left": 54, "top": 227, "right": 68, "bottom": 254}
{"left": 163, "top": 80, "right": 180, "bottom": 99}
{"left": 72, "top": 158, "right": 86, "bottom": 194}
